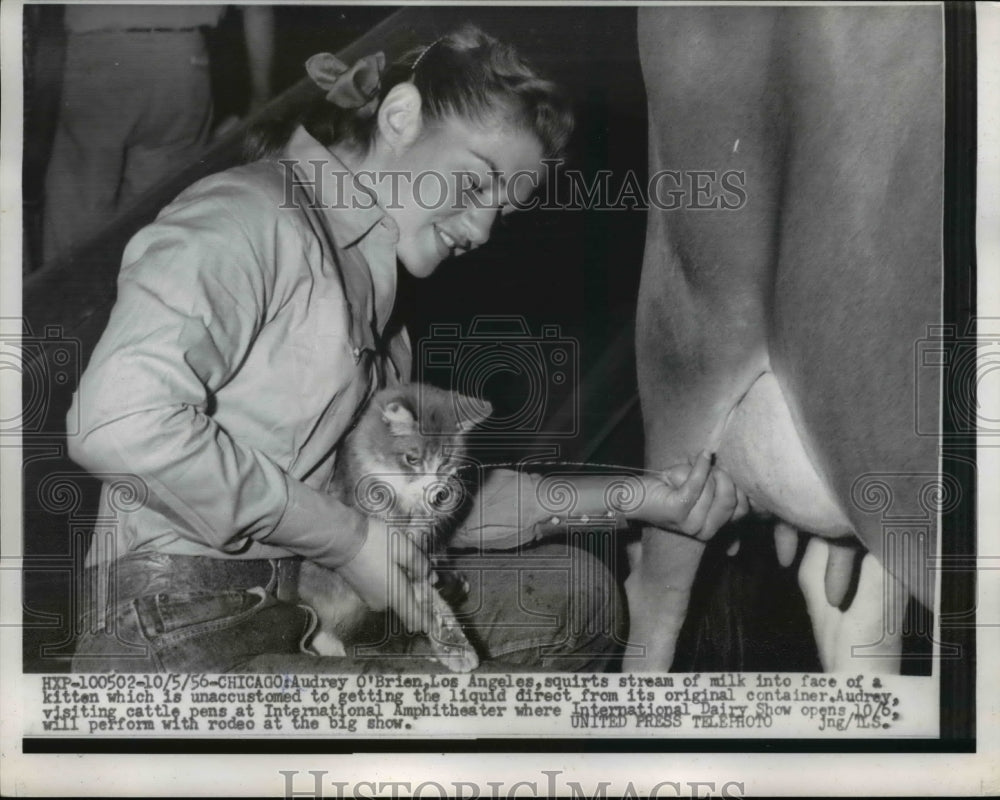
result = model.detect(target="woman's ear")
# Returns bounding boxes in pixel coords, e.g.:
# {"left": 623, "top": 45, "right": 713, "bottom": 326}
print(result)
{"left": 377, "top": 82, "right": 424, "bottom": 154}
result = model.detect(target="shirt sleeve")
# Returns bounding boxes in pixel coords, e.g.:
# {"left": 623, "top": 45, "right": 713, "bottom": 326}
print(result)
{"left": 449, "top": 469, "right": 608, "bottom": 550}
{"left": 66, "top": 187, "right": 367, "bottom": 569}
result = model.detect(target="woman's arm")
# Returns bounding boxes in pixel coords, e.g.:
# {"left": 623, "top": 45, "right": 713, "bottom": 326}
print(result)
{"left": 67, "top": 188, "right": 367, "bottom": 569}
{"left": 449, "top": 453, "right": 747, "bottom": 551}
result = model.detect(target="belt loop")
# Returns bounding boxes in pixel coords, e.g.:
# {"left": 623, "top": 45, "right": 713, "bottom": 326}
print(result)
{"left": 274, "top": 558, "right": 302, "bottom": 604}
{"left": 102, "top": 564, "right": 114, "bottom": 633}
{"left": 265, "top": 559, "right": 279, "bottom": 594}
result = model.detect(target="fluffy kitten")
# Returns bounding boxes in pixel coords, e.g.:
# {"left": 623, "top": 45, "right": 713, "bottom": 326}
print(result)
{"left": 297, "top": 383, "right": 492, "bottom": 671}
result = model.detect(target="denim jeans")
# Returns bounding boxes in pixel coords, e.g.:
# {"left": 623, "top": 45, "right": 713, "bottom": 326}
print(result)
{"left": 71, "top": 542, "right": 626, "bottom": 674}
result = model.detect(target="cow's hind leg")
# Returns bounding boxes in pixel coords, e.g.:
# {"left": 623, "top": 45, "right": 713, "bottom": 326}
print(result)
{"left": 797, "top": 534, "right": 906, "bottom": 674}
{"left": 624, "top": 528, "right": 708, "bottom": 670}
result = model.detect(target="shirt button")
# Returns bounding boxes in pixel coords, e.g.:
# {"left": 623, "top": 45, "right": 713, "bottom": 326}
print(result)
{"left": 352, "top": 347, "right": 362, "bottom": 363}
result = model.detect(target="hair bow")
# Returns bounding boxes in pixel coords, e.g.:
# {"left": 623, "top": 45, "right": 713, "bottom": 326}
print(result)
{"left": 304, "top": 51, "right": 386, "bottom": 118}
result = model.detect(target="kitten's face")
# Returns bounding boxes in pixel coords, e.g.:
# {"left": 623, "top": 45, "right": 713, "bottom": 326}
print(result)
{"left": 351, "top": 385, "right": 492, "bottom": 524}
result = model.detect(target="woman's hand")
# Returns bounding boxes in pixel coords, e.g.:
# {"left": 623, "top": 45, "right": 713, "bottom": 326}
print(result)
{"left": 636, "top": 452, "right": 749, "bottom": 541}
{"left": 336, "top": 517, "right": 433, "bottom": 635}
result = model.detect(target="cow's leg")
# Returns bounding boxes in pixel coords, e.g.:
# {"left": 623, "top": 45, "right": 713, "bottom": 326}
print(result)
{"left": 770, "top": 7, "right": 942, "bottom": 611}
{"left": 777, "top": 523, "right": 904, "bottom": 673}
{"left": 633, "top": 5, "right": 939, "bottom": 670}
{"left": 624, "top": 519, "right": 708, "bottom": 671}
{"left": 632, "top": 6, "right": 784, "bottom": 670}
{"left": 798, "top": 536, "right": 906, "bottom": 674}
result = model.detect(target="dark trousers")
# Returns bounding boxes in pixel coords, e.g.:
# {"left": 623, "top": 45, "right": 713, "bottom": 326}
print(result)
{"left": 43, "top": 30, "right": 213, "bottom": 262}
{"left": 71, "top": 543, "right": 627, "bottom": 674}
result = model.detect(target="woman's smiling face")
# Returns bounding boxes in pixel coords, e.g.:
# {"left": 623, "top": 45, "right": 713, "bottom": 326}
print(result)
{"left": 365, "top": 86, "right": 546, "bottom": 278}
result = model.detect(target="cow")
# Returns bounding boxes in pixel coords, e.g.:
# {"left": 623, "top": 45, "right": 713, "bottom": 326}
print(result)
{"left": 627, "top": 5, "right": 943, "bottom": 672}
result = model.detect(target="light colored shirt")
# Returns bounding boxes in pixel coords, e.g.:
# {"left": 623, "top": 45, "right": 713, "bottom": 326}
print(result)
{"left": 68, "top": 126, "right": 556, "bottom": 573}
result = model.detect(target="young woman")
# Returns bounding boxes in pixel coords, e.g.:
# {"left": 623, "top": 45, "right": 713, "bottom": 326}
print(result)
{"left": 68, "top": 26, "right": 745, "bottom": 673}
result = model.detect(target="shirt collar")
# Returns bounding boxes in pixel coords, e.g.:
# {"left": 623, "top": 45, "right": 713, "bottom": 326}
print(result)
{"left": 279, "top": 125, "right": 401, "bottom": 354}
{"left": 281, "top": 125, "right": 400, "bottom": 250}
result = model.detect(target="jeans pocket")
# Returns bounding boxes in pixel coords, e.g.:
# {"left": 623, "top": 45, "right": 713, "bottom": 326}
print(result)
{"left": 134, "top": 588, "right": 272, "bottom": 644}
{"left": 71, "top": 603, "right": 161, "bottom": 673}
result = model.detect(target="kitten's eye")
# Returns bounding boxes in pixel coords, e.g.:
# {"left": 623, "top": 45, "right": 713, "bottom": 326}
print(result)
{"left": 403, "top": 453, "right": 421, "bottom": 467}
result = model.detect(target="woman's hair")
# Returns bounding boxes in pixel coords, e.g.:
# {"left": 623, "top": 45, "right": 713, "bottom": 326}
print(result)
{"left": 244, "top": 25, "right": 574, "bottom": 162}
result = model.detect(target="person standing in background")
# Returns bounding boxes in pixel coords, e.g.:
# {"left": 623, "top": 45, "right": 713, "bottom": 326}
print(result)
{"left": 42, "top": 5, "right": 274, "bottom": 264}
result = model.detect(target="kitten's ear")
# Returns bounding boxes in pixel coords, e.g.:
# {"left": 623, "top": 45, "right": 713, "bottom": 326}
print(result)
{"left": 381, "top": 400, "right": 416, "bottom": 436}
{"left": 455, "top": 396, "right": 493, "bottom": 432}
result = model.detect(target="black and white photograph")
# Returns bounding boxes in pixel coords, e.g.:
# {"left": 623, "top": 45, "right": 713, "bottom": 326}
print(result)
{"left": 1, "top": 1, "right": 996, "bottom": 796}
